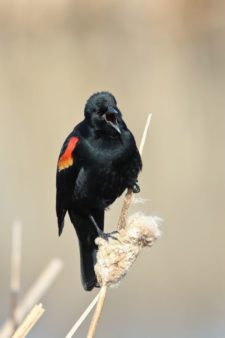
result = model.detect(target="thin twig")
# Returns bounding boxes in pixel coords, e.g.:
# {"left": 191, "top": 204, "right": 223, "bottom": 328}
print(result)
{"left": 10, "top": 221, "right": 22, "bottom": 331}
{"left": 117, "top": 188, "right": 133, "bottom": 231}
{"left": 0, "top": 259, "right": 63, "bottom": 338}
{"left": 65, "top": 292, "right": 100, "bottom": 338}
{"left": 11, "top": 304, "right": 45, "bottom": 338}
{"left": 118, "top": 113, "right": 152, "bottom": 230}
{"left": 86, "top": 285, "right": 107, "bottom": 338}
{"left": 86, "top": 114, "right": 152, "bottom": 338}
{"left": 139, "top": 113, "right": 152, "bottom": 156}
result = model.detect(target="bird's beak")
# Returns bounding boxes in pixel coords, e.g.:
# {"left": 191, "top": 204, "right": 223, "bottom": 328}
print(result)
{"left": 103, "top": 108, "right": 121, "bottom": 134}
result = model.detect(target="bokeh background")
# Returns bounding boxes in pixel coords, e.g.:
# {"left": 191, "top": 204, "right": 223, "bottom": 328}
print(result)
{"left": 1, "top": 1, "right": 225, "bottom": 337}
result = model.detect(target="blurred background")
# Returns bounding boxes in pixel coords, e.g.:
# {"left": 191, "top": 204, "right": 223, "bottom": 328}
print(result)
{"left": 0, "top": 0, "right": 225, "bottom": 337}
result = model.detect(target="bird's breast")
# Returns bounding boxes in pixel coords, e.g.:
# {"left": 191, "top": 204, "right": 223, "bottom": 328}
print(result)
{"left": 73, "top": 160, "right": 130, "bottom": 210}
{"left": 72, "top": 132, "right": 140, "bottom": 210}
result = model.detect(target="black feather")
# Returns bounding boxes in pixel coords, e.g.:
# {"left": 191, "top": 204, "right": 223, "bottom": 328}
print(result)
{"left": 56, "top": 91, "right": 142, "bottom": 291}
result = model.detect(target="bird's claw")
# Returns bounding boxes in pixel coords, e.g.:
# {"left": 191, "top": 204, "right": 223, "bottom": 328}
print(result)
{"left": 132, "top": 183, "right": 140, "bottom": 193}
{"left": 100, "top": 230, "right": 119, "bottom": 241}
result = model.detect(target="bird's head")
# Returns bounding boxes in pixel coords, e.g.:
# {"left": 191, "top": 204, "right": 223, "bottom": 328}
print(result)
{"left": 84, "top": 92, "right": 122, "bottom": 135}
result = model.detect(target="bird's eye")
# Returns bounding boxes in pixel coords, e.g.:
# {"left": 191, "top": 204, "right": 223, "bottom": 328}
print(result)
{"left": 98, "top": 108, "right": 107, "bottom": 116}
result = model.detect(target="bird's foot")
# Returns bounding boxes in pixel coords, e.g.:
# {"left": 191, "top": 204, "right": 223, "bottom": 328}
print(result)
{"left": 99, "top": 230, "right": 119, "bottom": 241}
{"left": 95, "top": 281, "right": 101, "bottom": 288}
{"left": 132, "top": 182, "right": 140, "bottom": 193}
{"left": 89, "top": 215, "right": 119, "bottom": 241}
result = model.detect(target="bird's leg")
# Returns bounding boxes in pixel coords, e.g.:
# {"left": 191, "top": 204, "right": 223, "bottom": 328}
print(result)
{"left": 89, "top": 215, "right": 104, "bottom": 237}
{"left": 89, "top": 215, "right": 118, "bottom": 241}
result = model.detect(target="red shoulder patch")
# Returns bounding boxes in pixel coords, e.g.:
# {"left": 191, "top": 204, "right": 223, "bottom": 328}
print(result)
{"left": 58, "top": 136, "right": 79, "bottom": 171}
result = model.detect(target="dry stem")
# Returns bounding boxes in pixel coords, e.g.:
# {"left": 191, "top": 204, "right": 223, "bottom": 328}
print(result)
{"left": 86, "top": 285, "right": 107, "bottom": 338}
{"left": 117, "top": 188, "right": 133, "bottom": 231}
{"left": 64, "top": 293, "right": 100, "bottom": 338}
{"left": 117, "top": 113, "right": 152, "bottom": 230}
{"left": 11, "top": 304, "right": 45, "bottom": 338}
{"left": 10, "top": 221, "right": 22, "bottom": 331}
{"left": 0, "top": 259, "right": 63, "bottom": 338}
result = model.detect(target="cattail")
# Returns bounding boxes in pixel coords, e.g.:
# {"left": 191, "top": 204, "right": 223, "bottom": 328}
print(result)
{"left": 95, "top": 213, "right": 162, "bottom": 287}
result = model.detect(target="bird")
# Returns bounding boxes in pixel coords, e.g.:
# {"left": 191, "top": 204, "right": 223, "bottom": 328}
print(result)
{"left": 56, "top": 91, "right": 142, "bottom": 291}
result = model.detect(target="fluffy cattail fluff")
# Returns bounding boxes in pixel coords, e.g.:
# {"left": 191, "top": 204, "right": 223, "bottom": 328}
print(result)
{"left": 95, "top": 213, "right": 162, "bottom": 287}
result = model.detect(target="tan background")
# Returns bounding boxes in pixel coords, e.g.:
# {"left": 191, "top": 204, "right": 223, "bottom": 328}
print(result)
{"left": 1, "top": 1, "right": 225, "bottom": 337}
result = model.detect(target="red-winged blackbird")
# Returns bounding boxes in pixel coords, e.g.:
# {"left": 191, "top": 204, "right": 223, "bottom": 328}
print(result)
{"left": 56, "top": 92, "right": 142, "bottom": 291}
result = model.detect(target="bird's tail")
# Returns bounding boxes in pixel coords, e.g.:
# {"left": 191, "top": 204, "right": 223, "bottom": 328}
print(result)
{"left": 68, "top": 210, "right": 99, "bottom": 291}
{"left": 79, "top": 240, "right": 98, "bottom": 291}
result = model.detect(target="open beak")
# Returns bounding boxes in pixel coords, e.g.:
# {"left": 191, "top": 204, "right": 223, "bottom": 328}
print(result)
{"left": 103, "top": 108, "right": 121, "bottom": 134}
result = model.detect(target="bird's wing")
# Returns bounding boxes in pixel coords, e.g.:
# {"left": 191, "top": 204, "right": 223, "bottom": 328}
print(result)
{"left": 56, "top": 132, "right": 81, "bottom": 236}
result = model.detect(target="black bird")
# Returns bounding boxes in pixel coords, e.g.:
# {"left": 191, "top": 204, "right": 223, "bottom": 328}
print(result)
{"left": 56, "top": 92, "right": 142, "bottom": 291}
